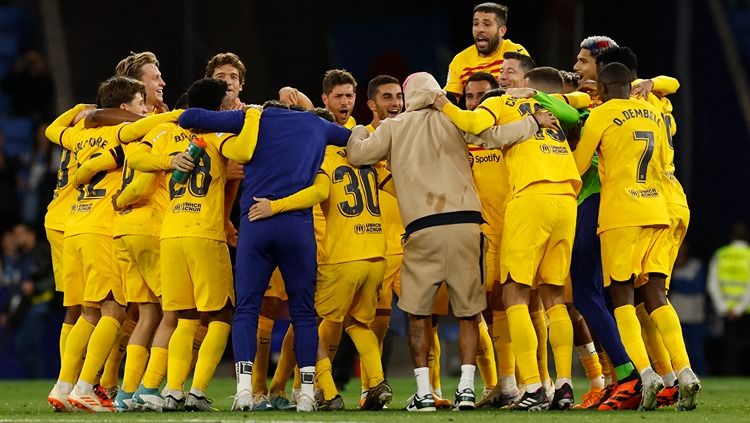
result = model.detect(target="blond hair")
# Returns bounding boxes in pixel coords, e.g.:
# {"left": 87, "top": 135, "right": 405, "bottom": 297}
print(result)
{"left": 115, "top": 51, "right": 159, "bottom": 80}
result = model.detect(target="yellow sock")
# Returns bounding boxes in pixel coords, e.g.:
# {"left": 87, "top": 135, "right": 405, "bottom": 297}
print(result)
{"left": 318, "top": 319, "right": 343, "bottom": 361}
{"left": 58, "top": 317, "right": 95, "bottom": 384}
{"left": 614, "top": 305, "right": 650, "bottom": 372}
{"left": 507, "top": 304, "right": 541, "bottom": 385}
{"left": 79, "top": 316, "right": 122, "bottom": 385}
{"left": 347, "top": 322, "right": 383, "bottom": 388}
{"left": 142, "top": 347, "right": 168, "bottom": 389}
{"left": 252, "top": 315, "right": 274, "bottom": 395}
{"left": 315, "top": 357, "right": 338, "bottom": 400}
{"left": 293, "top": 366, "right": 301, "bottom": 390}
{"left": 531, "top": 309, "right": 549, "bottom": 382}
{"left": 167, "top": 319, "right": 199, "bottom": 391}
{"left": 100, "top": 317, "right": 135, "bottom": 389}
{"left": 636, "top": 303, "right": 674, "bottom": 375}
{"left": 492, "top": 310, "right": 515, "bottom": 377}
{"left": 190, "top": 324, "right": 208, "bottom": 371}
{"left": 476, "top": 318, "right": 498, "bottom": 389}
{"left": 546, "top": 304, "right": 573, "bottom": 380}
{"left": 269, "top": 325, "right": 295, "bottom": 395}
{"left": 122, "top": 345, "right": 149, "bottom": 393}
{"left": 599, "top": 351, "right": 615, "bottom": 385}
{"left": 650, "top": 304, "right": 691, "bottom": 372}
{"left": 59, "top": 323, "right": 73, "bottom": 365}
{"left": 361, "top": 315, "right": 390, "bottom": 391}
{"left": 192, "top": 321, "right": 230, "bottom": 392}
{"left": 428, "top": 325, "right": 442, "bottom": 394}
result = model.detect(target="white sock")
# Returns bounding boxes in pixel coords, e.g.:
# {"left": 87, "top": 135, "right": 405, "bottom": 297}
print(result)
{"left": 414, "top": 367, "right": 431, "bottom": 397}
{"left": 575, "top": 342, "right": 597, "bottom": 359}
{"left": 526, "top": 382, "right": 542, "bottom": 394}
{"left": 662, "top": 371, "right": 677, "bottom": 387}
{"left": 555, "top": 377, "right": 573, "bottom": 390}
{"left": 433, "top": 386, "right": 442, "bottom": 398}
{"left": 299, "top": 366, "right": 315, "bottom": 398}
{"left": 75, "top": 381, "right": 93, "bottom": 393}
{"left": 235, "top": 361, "right": 253, "bottom": 394}
{"left": 640, "top": 366, "right": 655, "bottom": 379}
{"left": 189, "top": 387, "right": 205, "bottom": 398}
{"left": 499, "top": 375, "right": 517, "bottom": 394}
{"left": 55, "top": 381, "right": 73, "bottom": 394}
{"left": 458, "top": 364, "right": 476, "bottom": 392}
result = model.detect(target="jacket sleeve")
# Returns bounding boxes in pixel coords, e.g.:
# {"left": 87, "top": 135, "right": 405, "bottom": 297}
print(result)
{"left": 469, "top": 116, "right": 539, "bottom": 149}
{"left": 179, "top": 108, "right": 245, "bottom": 133}
{"left": 218, "top": 108, "right": 262, "bottom": 163}
{"left": 440, "top": 101, "right": 496, "bottom": 135}
{"left": 346, "top": 124, "right": 392, "bottom": 166}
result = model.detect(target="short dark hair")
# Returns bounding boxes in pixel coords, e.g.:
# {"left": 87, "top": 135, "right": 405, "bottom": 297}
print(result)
{"left": 596, "top": 46, "right": 638, "bottom": 73}
{"left": 465, "top": 71, "right": 500, "bottom": 91}
{"left": 579, "top": 36, "right": 618, "bottom": 58}
{"left": 97, "top": 76, "right": 146, "bottom": 108}
{"left": 322, "top": 69, "right": 357, "bottom": 95}
{"left": 473, "top": 2, "right": 509, "bottom": 26}
{"left": 367, "top": 75, "right": 400, "bottom": 101}
{"left": 598, "top": 62, "right": 634, "bottom": 90}
{"left": 558, "top": 70, "right": 580, "bottom": 89}
{"left": 503, "top": 52, "right": 536, "bottom": 73}
{"left": 187, "top": 78, "right": 227, "bottom": 111}
{"left": 205, "top": 52, "right": 246, "bottom": 84}
{"left": 262, "top": 100, "right": 290, "bottom": 110}
{"left": 525, "top": 67, "right": 564, "bottom": 93}
{"left": 479, "top": 87, "right": 505, "bottom": 103}
{"left": 310, "top": 107, "right": 335, "bottom": 122}
{"left": 173, "top": 92, "right": 189, "bottom": 109}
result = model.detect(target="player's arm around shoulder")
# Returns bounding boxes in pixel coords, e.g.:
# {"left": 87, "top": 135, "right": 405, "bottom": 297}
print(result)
{"left": 346, "top": 123, "right": 392, "bottom": 166}
{"left": 572, "top": 108, "right": 605, "bottom": 174}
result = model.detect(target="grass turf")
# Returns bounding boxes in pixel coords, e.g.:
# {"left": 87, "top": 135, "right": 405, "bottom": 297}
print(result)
{"left": 1, "top": 377, "right": 749, "bottom": 421}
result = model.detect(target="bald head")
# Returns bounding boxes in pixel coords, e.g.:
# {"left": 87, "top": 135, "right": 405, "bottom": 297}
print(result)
{"left": 597, "top": 63, "right": 633, "bottom": 102}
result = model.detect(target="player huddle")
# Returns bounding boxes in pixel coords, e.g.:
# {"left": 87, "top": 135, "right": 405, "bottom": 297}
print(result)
{"left": 43, "top": 1, "right": 700, "bottom": 414}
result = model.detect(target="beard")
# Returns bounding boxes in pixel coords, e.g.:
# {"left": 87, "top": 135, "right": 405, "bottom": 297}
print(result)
{"left": 476, "top": 34, "right": 501, "bottom": 56}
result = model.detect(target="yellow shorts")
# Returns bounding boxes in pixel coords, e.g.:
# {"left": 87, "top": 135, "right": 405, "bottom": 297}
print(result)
{"left": 500, "top": 195, "right": 577, "bottom": 288}
{"left": 264, "top": 268, "right": 288, "bottom": 301}
{"left": 161, "top": 237, "right": 234, "bottom": 312}
{"left": 661, "top": 204, "right": 690, "bottom": 289}
{"left": 600, "top": 226, "right": 670, "bottom": 288}
{"left": 315, "top": 258, "right": 386, "bottom": 324}
{"left": 63, "top": 233, "right": 124, "bottom": 307}
{"left": 485, "top": 240, "right": 500, "bottom": 292}
{"left": 46, "top": 228, "right": 64, "bottom": 292}
{"left": 115, "top": 235, "right": 161, "bottom": 304}
{"left": 376, "top": 254, "right": 402, "bottom": 310}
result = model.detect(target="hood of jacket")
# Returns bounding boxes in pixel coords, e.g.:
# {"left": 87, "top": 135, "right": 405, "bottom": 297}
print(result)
{"left": 403, "top": 72, "right": 445, "bottom": 112}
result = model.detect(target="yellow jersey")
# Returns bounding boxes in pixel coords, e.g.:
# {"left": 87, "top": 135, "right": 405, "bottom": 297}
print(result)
{"left": 44, "top": 148, "right": 77, "bottom": 232}
{"left": 58, "top": 121, "right": 125, "bottom": 237}
{"left": 344, "top": 116, "right": 357, "bottom": 129}
{"left": 574, "top": 98, "right": 670, "bottom": 233}
{"left": 367, "top": 124, "right": 404, "bottom": 256}
{"left": 445, "top": 38, "right": 529, "bottom": 96}
{"left": 159, "top": 127, "right": 234, "bottom": 242}
{"left": 113, "top": 129, "right": 170, "bottom": 238}
{"left": 469, "top": 145, "right": 509, "bottom": 241}
{"left": 484, "top": 95, "right": 581, "bottom": 197}
{"left": 319, "top": 146, "right": 386, "bottom": 264}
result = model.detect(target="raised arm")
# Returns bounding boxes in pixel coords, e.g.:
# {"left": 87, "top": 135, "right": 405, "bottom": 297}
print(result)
{"left": 119, "top": 109, "right": 182, "bottom": 143}
{"left": 179, "top": 108, "right": 245, "bottom": 134}
{"left": 534, "top": 91, "right": 580, "bottom": 130}
{"left": 346, "top": 124, "right": 392, "bottom": 166}
{"left": 279, "top": 86, "right": 315, "bottom": 110}
{"left": 325, "top": 120, "right": 352, "bottom": 147}
{"left": 85, "top": 108, "right": 143, "bottom": 128}
{"left": 552, "top": 91, "right": 591, "bottom": 110}
{"left": 468, "top": 116, "right": 540, "bottom": 149}
{"left": 439, "top": 99, "right": 496, "bottom": 135}
{"left": 46, "top": 104, "right": 92, "bottom": 147}
{"left": 218, "top": 108, "right": 262, "bottom": 163}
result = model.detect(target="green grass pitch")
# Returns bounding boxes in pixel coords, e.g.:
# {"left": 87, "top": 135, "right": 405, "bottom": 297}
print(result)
{"left": 1, "top": 377, "right": 749, "bottom": 421}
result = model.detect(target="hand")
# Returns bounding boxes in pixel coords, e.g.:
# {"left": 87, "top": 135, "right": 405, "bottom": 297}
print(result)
{"left": 279, "top": 87, "right": 300, "bottom": 106}
{"left": 505, "top": 87, "right": 536, "bottom": 99}
{"left": 226, "top": 160, "right": 244, "bottom": 180}
{"left": 248, "top": 197, "right": 273, "bottom": 221}
{"left": 432, "top": 93, "right": 449, "bottom": 111}
{"left": 170, "top": 152, "right": 195, "bottom": 172}
{"left": 578, "top": 80, "right": 598, "bottom": 95}
{"left": 72, "top": 109, "right": 95, "bottom": 125}
{"left": 111, "top": 189, "right": 125, "bottom": 211}
{"left": 631, "top": 79, "right": 654, "bottom": 99}
{"left": 224, "top": 219, "right": 238, "bottom": 247}
{"left": 726, "top": 309, "right": 741, "bottom": 321}
{"left": 532, "top": 110, "right": 556, "bottom": 129}
{"left": 21, "top": 281, "right": 33, "bottom": 297}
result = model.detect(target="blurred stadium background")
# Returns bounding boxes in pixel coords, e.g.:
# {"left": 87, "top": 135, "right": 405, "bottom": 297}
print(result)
{"left": 0, "top": 0, "right": 748, "bottom": 382}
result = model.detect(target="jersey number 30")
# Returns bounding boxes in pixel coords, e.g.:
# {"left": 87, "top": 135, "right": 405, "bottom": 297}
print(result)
{"left": 333, "top": 166, "right": 380, "bottom": 217}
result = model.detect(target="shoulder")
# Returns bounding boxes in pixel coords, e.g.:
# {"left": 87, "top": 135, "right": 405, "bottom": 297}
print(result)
{"left": 451, "top": 45, "right": 478, "bottom": 65}
{"left": 500, "top": 38, "right": 528, "bottom": 55}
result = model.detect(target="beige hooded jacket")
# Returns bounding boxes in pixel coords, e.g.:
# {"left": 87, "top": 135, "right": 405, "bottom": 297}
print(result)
{"left": 346, "top": 72, "right": 538, "bottom": 229}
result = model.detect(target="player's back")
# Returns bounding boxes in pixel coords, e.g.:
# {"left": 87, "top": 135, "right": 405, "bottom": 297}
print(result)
{"left": 159, "top": 126, "right": 230, "bottom": 242}
{"left": 588, "top": 98, "right": 670, "bottom": 231}
{"left": 45, "top": 148, "right": 78, "bottom": 231}
{"left": 63, "top": 121, "right": 124, "bottom": 237}
{"left": 319, "top": 146, "right": 385, "bottom": 264}
{"left": 240, "top": 107, "right": 339, "bottom": 216}
{"left": 490, "top": 95, "right": 581, "bottom": 197}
